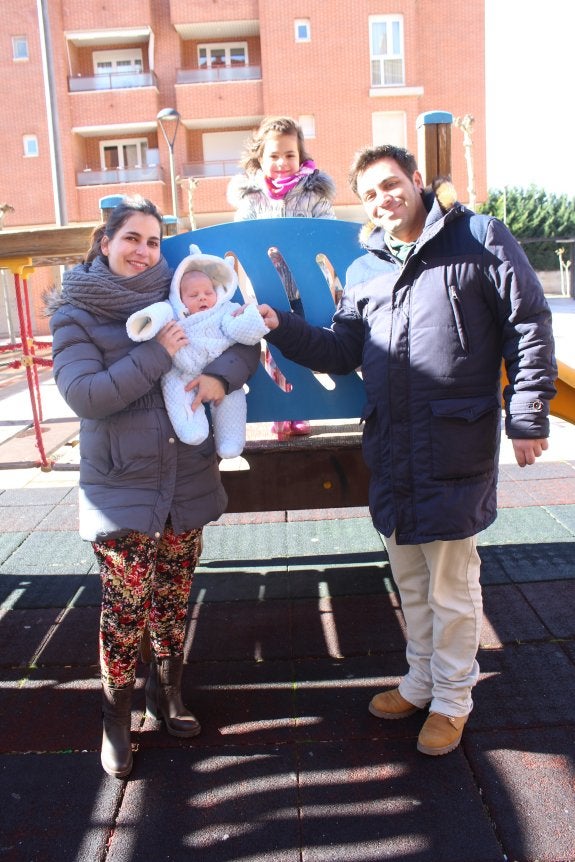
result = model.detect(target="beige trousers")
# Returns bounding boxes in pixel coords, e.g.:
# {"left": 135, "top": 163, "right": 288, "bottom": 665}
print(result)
{"left": 381, "top": 532, "right": 482, "bottom": 717}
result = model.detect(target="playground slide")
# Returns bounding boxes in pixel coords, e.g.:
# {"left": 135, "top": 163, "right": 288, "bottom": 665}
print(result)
{"left": 552, "top": 359, "right": 575, "bottom": 424}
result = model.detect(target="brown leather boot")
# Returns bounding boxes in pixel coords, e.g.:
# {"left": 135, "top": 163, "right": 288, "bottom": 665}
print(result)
{"left": 368, "top": 688, "right": 421, "bottom": 719}
{"left": 417, "top": 712, "right": 468, "bottom": 756}
{"left": 101, "top": 683, "right": 134, "bottom": 779}
{"left": 145, "top": 655, "right": 201, "bottom": 738}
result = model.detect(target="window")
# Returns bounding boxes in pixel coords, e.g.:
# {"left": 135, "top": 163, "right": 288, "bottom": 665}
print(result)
{"left": 23, "top": 135, "right": 39, "bottom": 157}
{"left": 372, "top": 111, "right": 406, "bottom": 147}
{"left": 295, "top": 19, "right": 311, "bottom": 42}
{"left": 100, "top": 139, "right": 148, "bottom": 170}
{"left": 298, "top": 115, "right": 316, "bottom": 139}
{"left": 12, "top": 36, "right": 29, "bottom": 61}
{"left": 198, "top": 43, "right": 248, "bottom": 69}
{"left": 369, "top": 15, "right": 404, "bottom": 86}
{"left": 93, "top": 49, "right": 143, "bottom": 75}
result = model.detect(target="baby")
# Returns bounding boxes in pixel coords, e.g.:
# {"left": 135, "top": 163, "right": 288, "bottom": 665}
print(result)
{"left": 126, "top": 246, "right": 268, "bottom": 458}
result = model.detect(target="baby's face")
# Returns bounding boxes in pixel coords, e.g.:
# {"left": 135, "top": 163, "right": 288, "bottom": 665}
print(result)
{"left": 180, "top": 271, "right": 217, "bottom": 314}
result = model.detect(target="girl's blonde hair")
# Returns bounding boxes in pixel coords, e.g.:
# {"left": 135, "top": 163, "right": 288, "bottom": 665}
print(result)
{"left": 240, "top": 116, "right": 312, "bottom": 174}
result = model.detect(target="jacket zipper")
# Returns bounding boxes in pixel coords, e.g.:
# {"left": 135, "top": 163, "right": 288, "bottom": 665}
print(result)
{"left": 448, "top": 286, "right": 469, "bottom": 353}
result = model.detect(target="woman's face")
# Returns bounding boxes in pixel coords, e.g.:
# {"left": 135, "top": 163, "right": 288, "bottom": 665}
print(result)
{"left": 100, "top": 213, "right": 162, "bottom": 277}
{"left": 260, "top": 133, "right": 301, "bottom": 181}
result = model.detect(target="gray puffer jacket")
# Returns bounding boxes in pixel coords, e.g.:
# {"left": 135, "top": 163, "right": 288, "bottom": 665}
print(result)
{"left": 50, "top": 303, "right": 259, "bottom": 542}
{"left": 266, "top": 187, "right": 557, "bottom": 544}
{"left": 227, "top": 169, "right": 336, "bottom": 221}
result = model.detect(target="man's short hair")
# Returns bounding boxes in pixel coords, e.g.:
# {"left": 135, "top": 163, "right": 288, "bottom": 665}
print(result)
{"left": 349, "top": 145, "right": 418, "bottom": 195}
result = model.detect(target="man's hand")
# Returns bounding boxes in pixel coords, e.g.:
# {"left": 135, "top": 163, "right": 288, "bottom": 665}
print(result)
{"left": 512, "top": 438, "right": 549, "bottom": 467}
{"left": 185, "top": 374, "right": 226, "bottom": 410}
{"left": 256, "top": 304, "right": 279, "bottom": 330}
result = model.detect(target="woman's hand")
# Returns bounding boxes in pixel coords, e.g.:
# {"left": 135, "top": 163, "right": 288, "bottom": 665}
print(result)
{"left": 155, "top": 321, "right": 188, "bottom": 357}
{"left": 185, "top": 374, "right": 226, "bottom": 410}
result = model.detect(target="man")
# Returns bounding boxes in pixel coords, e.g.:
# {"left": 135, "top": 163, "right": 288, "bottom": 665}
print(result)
{"left": 256, "top": 144, "right": 556, "bottom": 756}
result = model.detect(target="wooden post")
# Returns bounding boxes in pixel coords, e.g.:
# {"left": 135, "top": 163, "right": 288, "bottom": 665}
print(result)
{"left": 416, "top": 111, "right": 453, "bottom": 186}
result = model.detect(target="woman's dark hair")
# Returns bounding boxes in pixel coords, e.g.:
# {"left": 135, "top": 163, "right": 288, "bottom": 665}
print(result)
{"left": 84, "top": 195, "right": 163, "bottom": 264}
{"left": 240, "top": 116, "right": 312, "bottom": 174}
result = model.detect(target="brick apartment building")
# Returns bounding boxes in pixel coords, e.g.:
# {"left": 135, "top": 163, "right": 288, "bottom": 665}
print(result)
{"left": 0, "top": 0, "right": 485, "bottom": 334}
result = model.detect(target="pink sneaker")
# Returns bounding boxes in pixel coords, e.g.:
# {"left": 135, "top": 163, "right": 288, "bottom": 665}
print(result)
{"left": 271, "top": 421, "right": 292, "bottom": 439}
{"left": 289, "top": 420, "right": 311, "bottom": 436}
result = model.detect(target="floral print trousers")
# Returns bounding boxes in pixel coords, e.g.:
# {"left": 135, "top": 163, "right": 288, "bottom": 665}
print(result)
{"left": 92, "top": 524, "right": 203, "bottom": 688}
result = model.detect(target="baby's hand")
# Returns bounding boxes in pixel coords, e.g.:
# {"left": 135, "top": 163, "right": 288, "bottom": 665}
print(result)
{"left": 156, "top": 321, "right": 188, "bottom": 357}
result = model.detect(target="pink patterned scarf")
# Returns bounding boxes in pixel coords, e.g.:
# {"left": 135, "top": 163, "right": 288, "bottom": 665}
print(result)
{"left": 264, "top": 159, "right": 317, "bottom": 200}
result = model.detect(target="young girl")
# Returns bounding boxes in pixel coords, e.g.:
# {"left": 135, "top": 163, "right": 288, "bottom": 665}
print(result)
{"left": 47, "top": 196, "right": 259, "bottom": 779}
{"left": 227, "top": 116, "right": 336, "bottom": 438}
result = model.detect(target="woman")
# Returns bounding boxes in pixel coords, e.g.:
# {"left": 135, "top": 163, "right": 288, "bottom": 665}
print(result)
{"left": 48, "top": 196, "right": 259, "bottom": 778}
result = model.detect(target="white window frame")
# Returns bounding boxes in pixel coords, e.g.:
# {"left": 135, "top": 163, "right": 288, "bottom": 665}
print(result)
{"left": 369, "top": 15, "right": 405, "bottom": 87}
{"left": 23, "top": 135, "right": 39, "bottom": 157}
{"left": 298, "top": 115, "right": 316, "bottom": 139}
{"left": 93, "top": 49, "right": 143, "bottom": 75}
{"left": 197, "top": 42, "right": 248, "bottom": 68}
{"left": 294, "top": 19, "right": 311, "bottom": 42}
{"left": 99, "top": 138, "right": 148, "bottom": 170}
{"left": 12, "top": 36, "right": 29, "bottom": 61}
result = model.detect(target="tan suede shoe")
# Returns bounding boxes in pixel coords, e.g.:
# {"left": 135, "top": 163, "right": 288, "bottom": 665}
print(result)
{"left": 368, "top": 687, "right": 421, "bottom": 719}
{"left": 417, "top": 712, "right": 468, "bottom": 755}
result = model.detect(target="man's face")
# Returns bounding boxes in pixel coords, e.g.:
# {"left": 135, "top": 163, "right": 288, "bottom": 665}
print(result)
{"left": 356, "top": 157, "right": 427, "bottom": 243}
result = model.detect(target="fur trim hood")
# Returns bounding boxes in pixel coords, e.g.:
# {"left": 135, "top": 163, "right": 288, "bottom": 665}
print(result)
{"left": 227, "top": 168, "right": 336, "bottom": 208}
{"left": 169, "top": 245, "right": 238, "bottom": 319}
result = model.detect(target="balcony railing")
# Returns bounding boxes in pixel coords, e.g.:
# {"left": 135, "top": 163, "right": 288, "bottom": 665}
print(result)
{"left": 69, "top": 70, "right": 158, "bottom": 92}
{"left": 182, "top": 161, "right": 240, "bottom": 179}
{"left": 176, "top": 65, "right": 261, "bottom": 84}
{"left": 77, "top": 166, "right": 162, "bottom": 187}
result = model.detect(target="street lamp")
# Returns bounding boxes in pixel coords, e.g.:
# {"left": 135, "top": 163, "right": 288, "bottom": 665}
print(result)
{"left": 156, "top": 108, "right": 181, "bottom": 222}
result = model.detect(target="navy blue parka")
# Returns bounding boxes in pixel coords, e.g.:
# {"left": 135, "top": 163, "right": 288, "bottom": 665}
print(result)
{"left": 266, "top": 188, "right": 557, "bottom": 544}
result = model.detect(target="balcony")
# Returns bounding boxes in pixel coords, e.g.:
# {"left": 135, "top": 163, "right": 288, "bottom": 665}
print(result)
{"left": 77, "top": 166, "right": 163, "bottom": 187}
{"left": 182, "top": 161, "right": 239, "bottom": 179}
{"left": 176, "top": 65, "right": 261, "bottom": 85}
{"left": 69, "top": 70, "right": 158, "bottom": 92}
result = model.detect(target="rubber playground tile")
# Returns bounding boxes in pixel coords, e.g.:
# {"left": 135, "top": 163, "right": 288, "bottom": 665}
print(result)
{"left": 544, "top": 502, "right": 575, "bottom": 533}
{"left": 480, "top": 583, "right": 552, "bottom": 647}
{"left": 180, "top": 597, "right": 293, "bottom": 663}
{"left": 515, "top": 476, "right": 575, "bottom": 505}
{"left": 477, "top": 545, "right": 513, "bottom": 585}
{"left": 191, "top": 567, "right": 291, "bottom": 603}
{"left": 500, "top": 541, "right": 575, "bottom": 582}
{"left": 296, "top": 739, "right": 503, "bottom": 862}
{"left": 34, "top": 606, "right": 100, "bottom": 666}
{"left": 285, "top": 517, "right": 383, "bottom": 561}
{"left": 464, "top": 727, "right": 575, "bottom": 862}
{"left": 139, "top": 657, "right": 297, "bottom": 750}
{"left": 1, "top": 504, "right": 55, "bottom": 531}
{"left": 518, "top": 580, "right": 575, "bottom": 638}
{"left": 0, "top": 532, "right": 28, "bottom": 564}
{"left": 0, "top": 607, "right": 62, "bottom": 666}
{"left": 0, "top": 753, "right": 121, "bottom": 862}
{"left": 0, "top": 667, "right": 102, "bottom": 753}
{"left": 0, "top": 530, "right": 93, "bottom": 575}
{"left": 107, "top": 746, "right": 301, "bottom": 862}
{"left": 35, "top": 503, "right": 80, "bottom": 531}
{"left": 0, "top": 486, "right": 72, "bottom": 508}
{"left": 479, "top": 506, "right": 573, "bottom": 546}
{"left": 291, "top": 653, "right": 417, "bottom": 743}
{"left": 201, "top": 521, "right": 289, "bottom": 565}
{"left": 285, "top": 563, "right": 393, "bottom": 600}
{"left": 472, "top": 642, "right": 575, "bottom": 729}
{"left": 0, "top": 573, "right": 88, "bottom": 610}
{"left": 290, "top": 593, "right": 407, "bottom": 660}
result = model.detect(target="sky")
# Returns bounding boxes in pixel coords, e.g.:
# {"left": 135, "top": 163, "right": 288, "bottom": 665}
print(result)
{"left": 484, "top": 0, "right": 575, "bottom": 196}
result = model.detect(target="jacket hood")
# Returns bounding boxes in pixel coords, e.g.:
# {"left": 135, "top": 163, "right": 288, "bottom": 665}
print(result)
{"left": 358, "top": 178, "right": 460, "bottom": 250}
{"left": 170, "top": 245, "right": 238, "bottom": 318}
{"left": 227, "top": 168, "right": 336, "bottom": 208}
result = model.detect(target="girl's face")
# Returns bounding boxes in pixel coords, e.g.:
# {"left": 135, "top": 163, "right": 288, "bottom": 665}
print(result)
{"left": 100, "top": 213, "right": 162, "bottom": 277}
{"left": 260, "top": 133, "right": 301, "bottom": 180}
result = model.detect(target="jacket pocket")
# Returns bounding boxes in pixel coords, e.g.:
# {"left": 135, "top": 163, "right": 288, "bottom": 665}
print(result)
{"left": 360, "top": 401, "right": 379, "bottom": 472}
{"left": 448, "top": 285, "right": 469, "bottom": 353}
{"left": 429, "top": 394, "right": 500, "bottom": 480}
